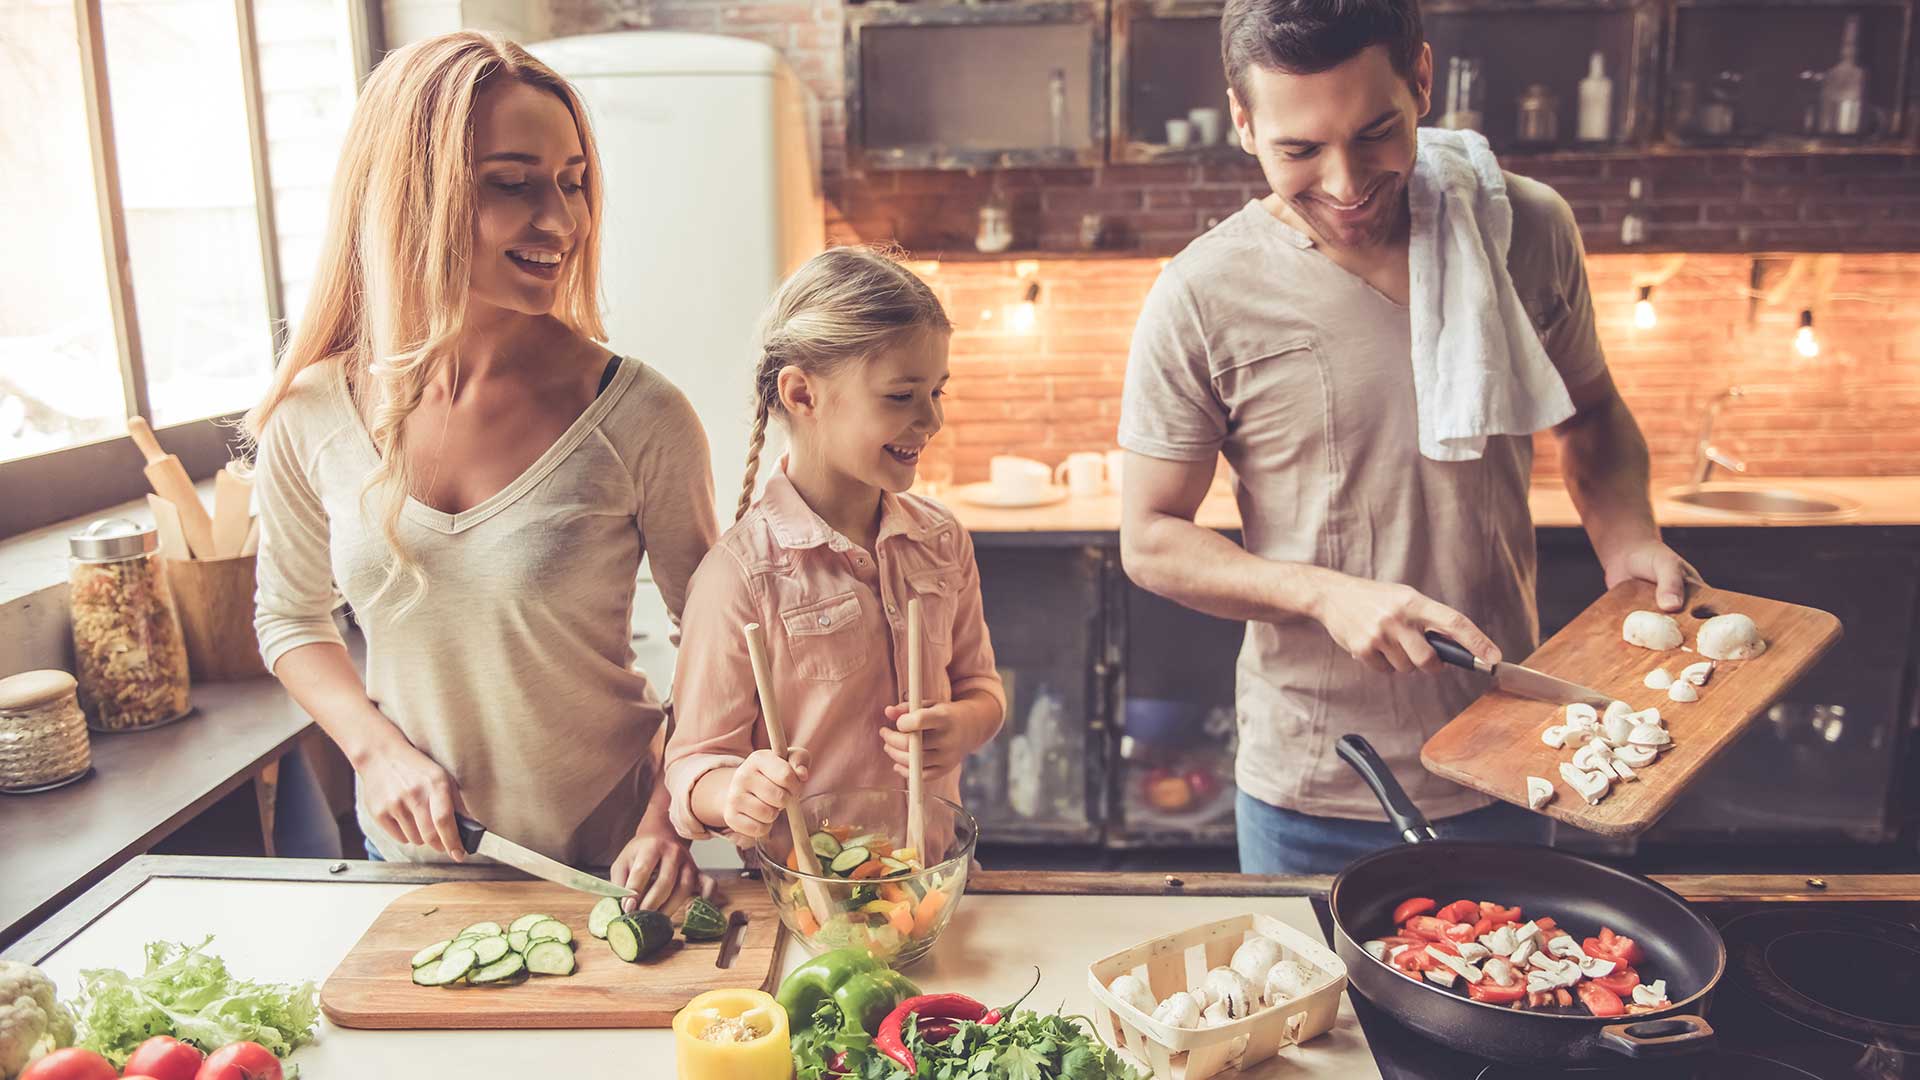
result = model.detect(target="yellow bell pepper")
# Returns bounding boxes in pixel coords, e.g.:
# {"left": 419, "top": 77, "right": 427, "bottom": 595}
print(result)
{"left": 673, "top": 989, "right": 791, "bottom": 1079}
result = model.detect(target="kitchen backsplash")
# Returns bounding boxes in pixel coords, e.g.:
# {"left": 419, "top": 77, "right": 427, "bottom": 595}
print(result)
{"left": 909, "top": 251, "right": 1920, "bottom": 487}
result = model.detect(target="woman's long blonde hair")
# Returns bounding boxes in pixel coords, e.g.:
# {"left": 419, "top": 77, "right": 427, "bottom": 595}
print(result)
{"left": 737, "top": 248, "right": 951, "bottom": 523}
{"left": 245, "top": 31, "right": 605, "bottom": 612}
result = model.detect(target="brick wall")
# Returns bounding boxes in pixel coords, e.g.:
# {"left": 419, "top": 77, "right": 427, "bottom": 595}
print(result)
{"left": 909, "top": 251, "right": 1920, "bottom": 486}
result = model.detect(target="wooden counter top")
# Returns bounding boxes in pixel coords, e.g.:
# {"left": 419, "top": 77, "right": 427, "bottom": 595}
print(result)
{"left": 934, "top": 476, "right": 1920, "bottom": 535}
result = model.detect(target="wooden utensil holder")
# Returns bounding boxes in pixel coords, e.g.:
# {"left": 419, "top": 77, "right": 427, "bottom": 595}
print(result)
{"left": 166, "top": 555, "right": 268, "bottom": 681}
{"left": 1087, "top": 913, "right": 1347, "bottom": 1080}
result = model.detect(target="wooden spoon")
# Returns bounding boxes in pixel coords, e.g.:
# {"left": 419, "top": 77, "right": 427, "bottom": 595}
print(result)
{"left": 743, "top": 621, "right": 833, "bottom": 926}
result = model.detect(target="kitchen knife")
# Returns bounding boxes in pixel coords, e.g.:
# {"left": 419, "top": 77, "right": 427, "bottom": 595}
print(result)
{"left": 455, "top": 815, "right": 635, "bottom": 899}
{"left": 1425, "top": 631, "right": 1611, "bottom": 707}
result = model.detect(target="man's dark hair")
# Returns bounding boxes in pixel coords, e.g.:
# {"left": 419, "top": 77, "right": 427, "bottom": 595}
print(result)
{"left": 1221, "top": 0, "right": 1424, "bottom": 106}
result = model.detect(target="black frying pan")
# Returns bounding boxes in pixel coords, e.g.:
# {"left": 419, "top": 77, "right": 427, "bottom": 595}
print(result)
{"left": 1328, "top": 735, "right": 1727, "bottom": 1066}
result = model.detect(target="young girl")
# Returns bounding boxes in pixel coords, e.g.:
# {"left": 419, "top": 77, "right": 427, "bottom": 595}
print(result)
{"left": 665, "top": 248, "right": 1005, "bottom": 843}
{"left": 250, "top": 31, "right": 714, "bottom": 912}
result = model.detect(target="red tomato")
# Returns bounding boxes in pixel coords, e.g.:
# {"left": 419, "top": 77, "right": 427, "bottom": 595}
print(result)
{"left": 1392, "top": 897, "right": 1437, "bottom": 925}
{"left": 125, "top": 1036, "right": 207, "bottom": 1080}
{"left": 1467, "top": 981, "right": 1529, "bottom": 1005}
{"left": 1479, "top": 902, "right": 1523, "bottom": 923}
{"left": 1577, "top": 982, "right": 1626, "bottom": 1018}
{"left": 1376, "top": 935, "right": 1425, "bottom": 951}
{"left": 1599, "top": 927, "right": 1646, "bottom": 965}
{"left": 195, "top": 1043, "right": 282, "bottom": 1080}
{"left": 1442, "top": 922, "right": 1479, "bottom": 944}
{"left": 1403, "top": 916, "right": 1452, "bottom": 941}
{"left": 1591, "top": 965, "right": 1641, "bottom": 997}
{"left": 1437, "top": 900, "right": 1481, "bottom": 924}
{"left": 1584, "top": 934, "right": 1646, "bottom": 967}
{"left": 1425, "top": 937, "right": 1461, "bottom": 956}
{"left": 1469, "top": 917, "right": 1497, "bottom": 940}
{"left": 1392, "top": 947, "right": 1439, "bottom": 973}
{"left": 1534, "top": 917, "right": 1559, "bottom": 932}
{"left": 20, "top": 1049, "right": 117, "bottom": 1080}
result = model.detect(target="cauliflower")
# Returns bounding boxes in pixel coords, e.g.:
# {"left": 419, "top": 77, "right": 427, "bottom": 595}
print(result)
{"left": 1, "top": 961, "right": 75, "bottom": 1079}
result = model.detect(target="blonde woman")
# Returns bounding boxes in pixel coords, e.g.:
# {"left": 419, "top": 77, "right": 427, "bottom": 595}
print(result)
{"left": 249, "top": 31, "right": 715, "bottom": 911}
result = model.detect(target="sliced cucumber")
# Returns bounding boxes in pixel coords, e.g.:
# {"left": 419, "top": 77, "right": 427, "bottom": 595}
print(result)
{"left": 410, "top": 940, "right": 452, "bottom": 969}
{"left": 830, "top": 846, "right": 870, "bottom": 874}
{"left": 459, "top": 921, "right": 503, "bottom": 938}
{"left": 606, "top": 915, "right": 640, "bottom": 962}
{"left": 417, "top": 945, "right": 477, "bottom": 987}
{"left": 606, "top": 910, "right": 674, "bottom": 963}
{"left": 471, "top": 936, "right": 511, "bottom": 965}
{"left": 527, "top": 919, "right": 573, "bottom": 946}
{"left": 508, "top": 913, "right": 553, "bottom": 935}
{"left": 525, "top": 939, "right": 576, "bottom": 975}
{"left": 879, "top": 857, "right": 909, "bottom": 875}
{"left": 588, "top": 896, "right": 622, "bottom": 940}
{"left": 809, "top": 831, "right": 843, "bottom": 859}
{"left": 507, "top": 930, "right": 530, "bottom": 955}
{"left": 470, "top": 952, "right": 527, "bottom": 985}
{"left": 842, "top": 833, "right": 882, "bottom": 852}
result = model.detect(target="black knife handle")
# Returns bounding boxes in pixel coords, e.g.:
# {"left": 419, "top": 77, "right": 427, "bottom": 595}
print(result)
{"left": 1424, "top": 631, "right": 1482, "bottom": 672}
{"left": 454, "top": 814, "right": 486, "bottom": 856}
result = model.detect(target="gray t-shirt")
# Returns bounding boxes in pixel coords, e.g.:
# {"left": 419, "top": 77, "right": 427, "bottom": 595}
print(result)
{"left": 1119, "top": 177, "right": 1607, "bottom": 821}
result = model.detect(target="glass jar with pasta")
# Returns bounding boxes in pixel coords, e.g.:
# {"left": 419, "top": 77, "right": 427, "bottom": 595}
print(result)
{"left": 68, "top": 518, "right": 192, "bottom": 731}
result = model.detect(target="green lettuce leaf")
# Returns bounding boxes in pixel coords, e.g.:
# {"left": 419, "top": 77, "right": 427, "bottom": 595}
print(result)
{"left": 72, "top": 938, "right": 317, "bottom": 1069}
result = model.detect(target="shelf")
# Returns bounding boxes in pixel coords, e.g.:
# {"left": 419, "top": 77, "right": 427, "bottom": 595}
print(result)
{"left": 910, "top": 246, "right": 1184, "bottom": 263}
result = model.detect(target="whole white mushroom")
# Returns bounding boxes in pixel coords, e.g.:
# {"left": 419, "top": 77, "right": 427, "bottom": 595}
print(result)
{"left": 1622, "top": 611, "right": 1684, "bottom": 651}
{"left": 1263, "top": 958, "right": 1322, "bottom": 1006}
{"left": 1698, "top": 613, "right": 1767, "bottom": 661}
{"left": 1230, "top": 935, "right": 1285, "bottom": 986}
{"left": 1152, "top": 991, "right": 1203, "bottom": 1029}
{"left": 1106, "top": 973, "right": 1157, "bottom": 1018}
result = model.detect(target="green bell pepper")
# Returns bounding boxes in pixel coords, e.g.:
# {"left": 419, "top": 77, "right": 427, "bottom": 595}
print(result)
{"left": 776, "top": 947, "right": 920, "bottom": 1035}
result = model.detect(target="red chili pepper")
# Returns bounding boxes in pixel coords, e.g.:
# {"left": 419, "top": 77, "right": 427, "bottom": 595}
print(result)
{"left": 872, "top": 969, "right": 1039, "bottom": 1071}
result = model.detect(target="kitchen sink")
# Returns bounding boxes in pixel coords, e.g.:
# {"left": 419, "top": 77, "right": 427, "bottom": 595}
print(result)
{"left": 1663, "top": 483, "right": 1861, "bottom": 521}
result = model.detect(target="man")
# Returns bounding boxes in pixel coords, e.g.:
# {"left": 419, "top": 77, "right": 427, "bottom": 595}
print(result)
{"left": 1118, "top": 0, "right": 1691, "bottom": 874}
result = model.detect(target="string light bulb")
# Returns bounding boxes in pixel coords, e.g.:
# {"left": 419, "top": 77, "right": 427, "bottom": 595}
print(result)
{"left": 1634, "top": 285, "right": 1657, "bottom": 329}
{"left": 1794, "top": 308, "right": 1820, "bottom": 358}
{"left": 1008, "top": 281, "right": 1041, "bottom": 335}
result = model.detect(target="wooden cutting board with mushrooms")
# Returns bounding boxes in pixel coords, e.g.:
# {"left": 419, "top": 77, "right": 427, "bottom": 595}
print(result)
{"left": 1421, "top": 580, "right": 1841, "bottom": 838}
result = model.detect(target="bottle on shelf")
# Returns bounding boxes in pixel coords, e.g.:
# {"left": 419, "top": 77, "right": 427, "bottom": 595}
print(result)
{"left": 1578, "top": 51, "right": 1613, "bottom": 142}
{"left": 1818, "top": 15, "right": 1867, "bottom": 135}
{"left": 1441, "top": 56, "right": 1484, "bottom": 132}
{"left": 1620, "top": 178, "right": 1649, "bottom": 246}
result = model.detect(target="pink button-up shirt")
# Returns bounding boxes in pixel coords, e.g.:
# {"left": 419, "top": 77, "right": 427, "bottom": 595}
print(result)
{"left": 665, "top": 465, "right": 1005, "bottom": 840}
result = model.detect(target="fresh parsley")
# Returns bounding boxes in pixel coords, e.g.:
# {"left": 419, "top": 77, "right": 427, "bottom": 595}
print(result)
{"left": 790, "top": 1004, "right": 1148, "bottom": 1080}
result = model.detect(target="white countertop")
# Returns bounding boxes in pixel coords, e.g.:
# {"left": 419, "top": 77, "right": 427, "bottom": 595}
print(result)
{"left": 33, "top": 875, "right": 1382, "bottom": 1078}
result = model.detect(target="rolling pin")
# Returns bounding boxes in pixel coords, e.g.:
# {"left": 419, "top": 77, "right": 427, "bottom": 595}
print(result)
{"left": 127, "top": 416, "right": 215, "bottom": 559}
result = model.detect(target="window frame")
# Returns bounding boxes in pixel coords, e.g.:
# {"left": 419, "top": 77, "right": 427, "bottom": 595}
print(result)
{"left": 0, "top": 0, "right": 378, "bottom": 539}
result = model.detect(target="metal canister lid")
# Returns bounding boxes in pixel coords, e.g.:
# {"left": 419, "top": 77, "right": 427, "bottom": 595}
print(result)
{"left": 69, "top": 517, "right": 157, "bottom": 561}
{"left": 0, "top": 669, "right": 79, "bottom": 711}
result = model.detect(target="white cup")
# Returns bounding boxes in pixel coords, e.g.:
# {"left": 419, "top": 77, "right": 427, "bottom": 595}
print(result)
{"left": 1105, "top": 449, "right": 1125, "bottom": 494}
{"left": 1165, "top": 118, "right": 1193, "bottom": 148}
{"left": 1054, "top": 452, "right": 1106, "bottom": 498}
{"left": 990, "top": 455, "right": 1051, "bottom": 501}
{"left": 1188, "top": 107, "right": 1224, "bottom": 146}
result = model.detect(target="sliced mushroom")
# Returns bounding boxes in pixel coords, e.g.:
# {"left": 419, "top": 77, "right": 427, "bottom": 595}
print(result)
{"left": 1602, "top": 708, "right": 1634, "bottom": 747}
{"left": 1681, "top": 660, "right": 1716, "bottom": 686}
{"left": 1525, "top": 776, "right": 1555, "bottom": 811}
{"left": 1152, "top": 991, "right": 1202, "bottom": 1029}
{"left": 1560, "top": 761, "right": 1611, "bottom": 805}
{"left": 1483, "top": 957, "right": 1519, "bottom": 988}
{"left": 1603, "top": 700, "right": 1635, "bottom": 726}
{"left": 1514, "top": 920, "right": 1544, "bottom": 944}
{"left": 1698, "top": 613, "right": 1767, "bottom": 661}
{"left": 1426, "top": 946, "right": 1484, "bottom": 984}
{"left": 1572, "top": 739, "right": 1613, "bottom": 772}
{"left": 1108, "top": 974, "right": 1157, "bottom": 1018}
{"left": 1632, "top": 980, "right": 1670, "bottom": 1007}
{"left": 1631, "top": 706, "right": 1665, "bottom": 728}
{"left": 1667, "top": 680, "right": 1699, "bottom": 703}
{"left": 1623, "top": 610, "right": 1684, "bottom": 651}
{"left": 1564, "top": 702, "right": 1599, "bottom": 728}
{"left": 1611, "top": 758, "right": 1637, "bottom": 782}
{"left": 1578, "top": 954, "right": 1618, "bottom": 979}
{"left": 1643, "top": 667, "right": 1675, "bottom": 690}
{"left": 1480, "top": 925, "right": 1519, "bottom": 957}
{"left": 1509, "top": 937, "right": 1538, "bottom": 966}
{"left": 1628, "top": 723, "right": 1673, "bottom": 748}
{"left": 1230, "top": 936, "right": 1285, "bottom": 987}
{"left": 1425, "top": 967, "right": 1459, "bottom": 988}
{"left": 1454, "top": 942, "right": 1492, "bottom": 964}
{"left": 1541, "top": 725, "right": 1571, "bottom": 750}
{"left": 1612, "top": 743, "right": 1658, "bottom": 768}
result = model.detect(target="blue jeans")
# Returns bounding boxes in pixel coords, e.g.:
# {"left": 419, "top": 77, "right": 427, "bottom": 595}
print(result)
{"left": 1236, "top": 789, "right": 1553, "bottom": 876}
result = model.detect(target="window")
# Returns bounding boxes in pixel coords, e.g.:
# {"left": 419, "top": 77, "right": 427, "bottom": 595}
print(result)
{"left": 0, "top": 0, "right": 368, "bottom": 536}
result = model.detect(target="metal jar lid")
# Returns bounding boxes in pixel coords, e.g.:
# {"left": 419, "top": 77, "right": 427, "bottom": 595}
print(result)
{"left": 0, "top": 670, "right": 79, "bottom": 712}
{"left": 69, "top": 517, "right": 157, "bottom": 561}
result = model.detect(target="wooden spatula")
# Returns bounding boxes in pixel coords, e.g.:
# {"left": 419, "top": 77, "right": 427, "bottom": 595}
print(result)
{"left": 127, "top": 416, "right": 216, "bottom": 559}
{"left": 212, "top": 465, "right": 253, "bottom": 558}
{"left": 743, "top": 621, "right": 833, "bottom": 926}
{"left": 146, "top": 495, "right": 191, "bottom": 562}
{"left": 905, "top": 597, "right": 927, "bottom": 861}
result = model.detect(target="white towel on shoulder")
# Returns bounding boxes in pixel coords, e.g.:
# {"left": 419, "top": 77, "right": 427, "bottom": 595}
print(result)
{"left": 1408, "top": 127, "right": 1574, "bottom": 462}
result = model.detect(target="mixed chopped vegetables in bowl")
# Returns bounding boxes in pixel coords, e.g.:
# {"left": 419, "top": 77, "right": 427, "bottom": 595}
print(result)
{"left": 755, "top": 788, "right": 976, "bottom": 966}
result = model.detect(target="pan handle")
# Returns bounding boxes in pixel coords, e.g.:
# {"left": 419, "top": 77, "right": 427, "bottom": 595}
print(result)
{"left": 1336, "top": 735, "right": 1437, "bottom": 845}
{"left": 1599, "top": 1015, "right": 1716, "bottom": 1059}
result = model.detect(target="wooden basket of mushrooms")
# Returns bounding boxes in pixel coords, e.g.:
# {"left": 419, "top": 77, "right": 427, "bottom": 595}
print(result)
{"left": 1086, "top": 913, "right": 1348, "bottom": 1080}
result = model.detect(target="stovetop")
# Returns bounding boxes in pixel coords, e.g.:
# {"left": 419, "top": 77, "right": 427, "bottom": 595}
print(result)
{"left": 1314, "top": 899, "right": 1920, "bottom": 1080}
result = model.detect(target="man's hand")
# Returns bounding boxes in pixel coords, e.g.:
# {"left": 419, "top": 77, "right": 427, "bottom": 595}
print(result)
{"left": 1601, "top": 539, "right": 1700, "bottom": 612}
{"left": 1312, "top": 575, "right": 1502, "bottom": 673}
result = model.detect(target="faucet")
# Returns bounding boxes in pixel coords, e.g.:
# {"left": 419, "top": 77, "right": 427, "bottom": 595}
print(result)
{"left": 1691, "top": 386, "right": 1750, "bottom": 485}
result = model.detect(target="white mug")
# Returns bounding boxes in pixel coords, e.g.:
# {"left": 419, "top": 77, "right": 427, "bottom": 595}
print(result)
{"left": 1188, "top": 107, "right": 1224, "bottom": 146}
{"left": 1105, "top": 449, "right": 1125, "bottom": 494}
{"left": 1054, "top": 452, "right": 1106, "bottom": 498}
{"left": 990, "top": 455, "right": 1051, "bottom": 501}
{"left": 1165, "top": 118, "right": 1193, "bottom": 148}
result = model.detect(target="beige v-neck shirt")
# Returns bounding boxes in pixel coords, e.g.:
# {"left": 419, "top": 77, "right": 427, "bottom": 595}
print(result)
{"left": 252, "top": 357, "right": 718, "bottom": 864}
{"left": 1120, "top": 180, "right": 1607, "bottom": 822}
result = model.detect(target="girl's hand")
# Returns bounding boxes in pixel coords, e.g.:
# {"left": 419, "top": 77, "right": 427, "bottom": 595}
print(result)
{"left": 610, "top": 811, "right": 709, "bottom": 914}
{"left": 882, "top": 702, "right": 983, "bottom": 781}
{"left": 722, "top": 748, "right": 812, "bottom": 839}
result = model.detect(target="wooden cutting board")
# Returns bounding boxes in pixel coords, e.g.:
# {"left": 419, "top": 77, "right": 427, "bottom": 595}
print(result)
{"left": 321, "top": 878, "right": 786, "bottom": 1029}
{"left": 1421, "top": 580, "right": 1841, "bottom": 838}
